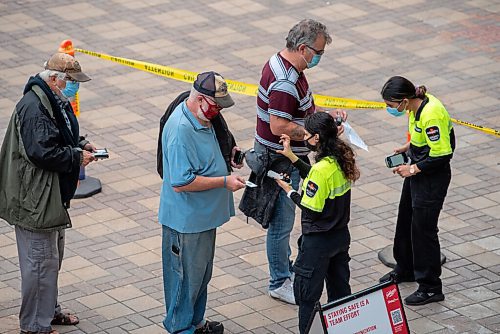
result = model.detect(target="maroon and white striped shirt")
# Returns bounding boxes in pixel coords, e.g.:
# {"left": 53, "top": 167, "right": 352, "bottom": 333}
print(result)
{"left": 255, "top": 53, "right": 315, "bottom": 155}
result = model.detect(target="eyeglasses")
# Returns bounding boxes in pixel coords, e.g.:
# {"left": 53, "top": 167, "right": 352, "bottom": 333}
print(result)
{"left": 55, "top": 72, "right": 76, "bottom": 83}
{"left": 63, "top": 75, "right": 77, "bottom": 83}
{"left": 306, "top": 45, "right": 324, "bottom": 56}
{"left": 201, "top": 95, "right": 222, "bottom": 111}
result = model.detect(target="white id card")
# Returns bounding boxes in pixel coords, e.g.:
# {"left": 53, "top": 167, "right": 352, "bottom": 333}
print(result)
{"left": 245, "top": 181, "right": 257, "bottom": 188}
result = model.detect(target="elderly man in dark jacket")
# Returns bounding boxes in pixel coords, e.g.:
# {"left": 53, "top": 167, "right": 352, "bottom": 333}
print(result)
{"left": 0, "top": 53, "right": 95, "bottom": 334}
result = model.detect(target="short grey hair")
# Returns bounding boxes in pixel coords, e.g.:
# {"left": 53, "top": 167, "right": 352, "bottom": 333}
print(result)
{"left": 39, "top": 69, "right": 64, "bottom": 82}
{"left": 285, "top": 19, "right": 332, "bottom": 51}
{"left": 188, "top": 86, "right": 213, "bottom": 102}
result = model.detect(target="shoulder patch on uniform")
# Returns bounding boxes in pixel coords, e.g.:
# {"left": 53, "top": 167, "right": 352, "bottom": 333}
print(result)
{"left": 305, "top": 180, "right": 318, "bottom": 197}
{"left": 426, "top": 126, "right": 440, "bottom": 141}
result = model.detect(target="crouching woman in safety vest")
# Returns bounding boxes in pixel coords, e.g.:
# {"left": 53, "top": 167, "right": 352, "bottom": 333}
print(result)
{"left": 275, "top": 112, "right": 360, "bottom": 334}
{"left": 379, "top": 76, "right": 455, "bottom": 306}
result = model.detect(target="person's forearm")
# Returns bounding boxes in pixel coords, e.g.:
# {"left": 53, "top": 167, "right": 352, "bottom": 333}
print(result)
{"left": 270, "top": 121, "right": 304, "bottom": 141}
{"left": 288, "top": 191, "right": 322, "bottom": 221}
{"left": 293, "top": 158, "right": 311, "bottom": 179}
{"left": 416, "top": 154, "right": 452, "bottom": 173}
{"left": 174, "top": 175, "right": 224, "bottom": 192}
{"left": 289, "top": 191, "right": 302, "bottom": 206}
{"left": 78, "top": 135, "right": 91, "bottom": 150}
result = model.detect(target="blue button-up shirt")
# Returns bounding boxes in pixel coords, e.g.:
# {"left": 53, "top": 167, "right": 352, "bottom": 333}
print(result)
{"left": 158, "top": 101, "right": 235, "bottom": 233}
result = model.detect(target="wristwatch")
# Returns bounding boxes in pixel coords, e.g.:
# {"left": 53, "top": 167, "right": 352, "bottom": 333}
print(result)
{"left": 409, "top": 165, "right": 415, "bottom": 175}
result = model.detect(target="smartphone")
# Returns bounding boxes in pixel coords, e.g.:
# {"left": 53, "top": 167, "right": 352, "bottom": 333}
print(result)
{"left": 233, "top": 150, "right": 245, "bottom": 165}
{"left": 334, "top": 116, "right": 343, "bottom": 126}
{"left": 385, "top": 152, "right": 408, "bottom": 168}
{"left": 93, "top": 148, "right": 109, "bottom": 159}
{"left": 267, "top": 170, "right": 291, "bottom": 183}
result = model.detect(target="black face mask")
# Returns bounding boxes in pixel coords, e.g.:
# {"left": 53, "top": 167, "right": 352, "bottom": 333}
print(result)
{"left": 306, "top": 142, "right": 318, "bottom": 151}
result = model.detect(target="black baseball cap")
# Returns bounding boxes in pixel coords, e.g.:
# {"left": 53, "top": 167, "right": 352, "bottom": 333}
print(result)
{"left": 193, "top": 71, "right": 234, "bottom": 108}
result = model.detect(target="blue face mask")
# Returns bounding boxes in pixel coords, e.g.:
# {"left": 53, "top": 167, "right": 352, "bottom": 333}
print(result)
{"left": 62, "top": 81, "right": 79, "bottom": 98}
{"left": 386, "top": 100, "right": 405, "bottom": 117}
{"left": 306, "top": 54, "right": 321, "bottom": 69}
{"left": 386, "top": 107, "right": 405, "bottom": 117}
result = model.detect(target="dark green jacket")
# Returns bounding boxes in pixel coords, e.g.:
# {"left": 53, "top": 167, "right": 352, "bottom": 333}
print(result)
{"left": 0, "top": 76, "right": 82, "bottom": 231}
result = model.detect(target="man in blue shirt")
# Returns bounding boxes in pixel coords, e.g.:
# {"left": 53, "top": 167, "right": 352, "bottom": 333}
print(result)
{"left": 159, "top": 72, "right": 246, "bottom": 334}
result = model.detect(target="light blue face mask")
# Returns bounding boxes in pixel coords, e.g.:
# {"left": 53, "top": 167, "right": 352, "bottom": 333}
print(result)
{"left": 386, "top": 107, "right": 405, "bottom": 117}
{"left": 306, "top": 54, "right": 322, "bottom": 69}
{"left": 386, "top": 100, "right": 405, "bottom": 117}
{"left": 62, "top": 81, "right": 80, "bottom": 98}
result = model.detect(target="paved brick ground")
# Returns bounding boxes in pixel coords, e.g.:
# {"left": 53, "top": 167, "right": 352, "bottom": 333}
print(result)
{"left": 1, "top": 1, "right": 499, "bottom": 333}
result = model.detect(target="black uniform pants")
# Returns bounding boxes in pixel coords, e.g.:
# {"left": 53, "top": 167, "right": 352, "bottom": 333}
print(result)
{"left": 394, "top": 165, "right": 451, "bottom": 293}
{"left": 293, "top": 227, "right": 351, "bottom": 334}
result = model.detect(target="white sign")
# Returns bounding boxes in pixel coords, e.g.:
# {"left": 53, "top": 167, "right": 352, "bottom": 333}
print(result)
{"left": 308, "top": 283, "right": 409, "bottom": 334}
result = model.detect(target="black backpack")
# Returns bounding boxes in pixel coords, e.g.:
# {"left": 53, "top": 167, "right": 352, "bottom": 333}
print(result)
{"left": 157, "top": 91, "right": 236, "bottom": 178}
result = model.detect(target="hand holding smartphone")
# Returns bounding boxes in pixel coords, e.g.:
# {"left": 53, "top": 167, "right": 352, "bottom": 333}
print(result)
{"left": 267, "top": 170, "right": 291, "bottom": 183}
{"left": 385, "top": 152, "right": 408, "bottom": 168}
{"left": 233, "top": 150, "right": 245, "bottom": 165}
{"left": 93, "top": 148, "right": 109, "bottom": 159}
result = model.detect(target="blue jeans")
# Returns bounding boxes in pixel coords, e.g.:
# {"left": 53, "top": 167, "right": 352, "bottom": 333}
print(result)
{"left": 266, "top": 167, "right": 300, "bottom": 290}
{"left": 162, "top": 225, "right": 216, "bottom": 334}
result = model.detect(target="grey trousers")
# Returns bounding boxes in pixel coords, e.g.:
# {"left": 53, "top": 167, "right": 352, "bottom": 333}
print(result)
{"left": 15, "top": 226, "right": 65, "bottom": 332}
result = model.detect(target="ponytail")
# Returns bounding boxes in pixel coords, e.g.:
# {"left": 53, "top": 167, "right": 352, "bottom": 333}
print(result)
{"left": 415, "top": 85, "right": 427, "bottom": 99}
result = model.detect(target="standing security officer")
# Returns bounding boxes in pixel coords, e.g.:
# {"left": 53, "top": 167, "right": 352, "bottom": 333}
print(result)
{"left": 379, "top": 76, "right": 455, "bottom": 306}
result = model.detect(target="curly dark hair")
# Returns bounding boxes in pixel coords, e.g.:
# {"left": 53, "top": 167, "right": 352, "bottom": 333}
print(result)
{"left": 304, "top": 112, "right": 360, "bottom": 182}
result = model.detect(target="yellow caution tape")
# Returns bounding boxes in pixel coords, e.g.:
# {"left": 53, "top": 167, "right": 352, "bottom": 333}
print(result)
{"left": 314, "top": 94, "right": 386, "bottom": 110}
{"left": 451, "top": 118, "right": 500, "bottom": 137}
{"left": 75, "top": 48, "right": 499, "bottom": 137}
{"left": 75, "top": 48, "right": 383, "bottom": 109}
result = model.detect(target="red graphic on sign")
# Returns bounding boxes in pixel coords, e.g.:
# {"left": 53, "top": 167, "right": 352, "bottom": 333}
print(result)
{"left": 382, "top": 286, "right": 409, "bottom": 334}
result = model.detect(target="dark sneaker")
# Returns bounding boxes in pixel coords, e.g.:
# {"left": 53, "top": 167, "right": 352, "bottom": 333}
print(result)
{"left": 194, "top": 320, "right": 224, "bottom": 334}
{"left": 379, "top": 270, "right": 415, "bottom": 284}
{"left": 404, "top": 291, "right": 444, "bottom": 306}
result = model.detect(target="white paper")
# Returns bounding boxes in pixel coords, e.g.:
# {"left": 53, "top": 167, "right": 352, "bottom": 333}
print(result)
{"left": 343, "top": 121, "right": 369, "bottom": 151}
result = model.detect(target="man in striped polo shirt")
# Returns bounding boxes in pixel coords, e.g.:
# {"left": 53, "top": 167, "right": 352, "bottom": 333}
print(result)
{"left": 254, "top": 19, "right": 345, "bottom": 304}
